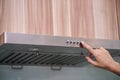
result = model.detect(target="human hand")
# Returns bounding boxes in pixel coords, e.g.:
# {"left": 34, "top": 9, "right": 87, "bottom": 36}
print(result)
{"left": 80, "top": 41, "right": 119, "bottom": 70}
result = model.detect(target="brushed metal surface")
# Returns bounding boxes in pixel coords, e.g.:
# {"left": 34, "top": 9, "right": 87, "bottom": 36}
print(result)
{"left": 0, "top": 32, "right": 120, "bottom": 49}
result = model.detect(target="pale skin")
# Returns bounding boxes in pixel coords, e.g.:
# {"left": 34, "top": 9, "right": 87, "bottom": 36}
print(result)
{"left": 80, "top": 41, "right": 120, "bottom": 76}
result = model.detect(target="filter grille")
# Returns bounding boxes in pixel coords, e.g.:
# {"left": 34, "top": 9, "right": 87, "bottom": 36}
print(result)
{"left": 0, "top": 44, "right": 120, "bottom": 67}
{"left": 0, "top": 50, "right": 86, "bottom": 66}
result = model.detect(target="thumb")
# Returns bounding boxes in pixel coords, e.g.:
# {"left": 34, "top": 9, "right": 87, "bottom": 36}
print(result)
{"left": 86, "top": 56, "right": 98, "bottom": 66}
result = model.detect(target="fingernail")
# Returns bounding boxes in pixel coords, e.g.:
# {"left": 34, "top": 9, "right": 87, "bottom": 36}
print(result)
{"left": 80, "top": 41, "right": 84, "bottom": 48}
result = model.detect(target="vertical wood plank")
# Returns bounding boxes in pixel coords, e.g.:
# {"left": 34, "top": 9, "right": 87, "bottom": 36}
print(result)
{"left": 10, "top": 0, "right": 25, "bottom": 33}
{"left": 52, "top": 0, "right": 71, "bottom": 36}
{"left": 93, "top": 0, "right": 119, "bottom": 40}
{"left": 116, "top": 0, "right": 120, "bottom": 39}
{"left": 70, "top": 0, "right": 95, "bottom": 38}
{"left": 0, "top": 0, "right": 11, "bottom": 34}
{"left": 0, "top": 0, "right": 25, "bottom": 34}
{"left": 24, "top": 0, "right": 53, "bottom": 35}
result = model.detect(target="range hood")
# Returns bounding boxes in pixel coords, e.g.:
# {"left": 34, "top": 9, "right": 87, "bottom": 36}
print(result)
{"left": 0, "top": 32, "right": 120, "bottom": 67}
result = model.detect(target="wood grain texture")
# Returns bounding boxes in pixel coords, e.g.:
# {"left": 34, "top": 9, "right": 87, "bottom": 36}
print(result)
{"left": 52, "top": 0, "right": 72, "bottom": 36}
{"left": 116, "top": 0, "right": 120, "bottom": 39}
{"left": 93, "top": 0, "right": 119, "bottom": 39}
{"left": 24, "top": 0, "right": 53, "bottom": 35}
{"left": 70, "top": 0, "right": 95, "bottom": 38}
{"left": 0, "top": 0, "right": 119, "bottom": 40}
{"left": 0, "top": 0, "right": 25, "bottom": 34}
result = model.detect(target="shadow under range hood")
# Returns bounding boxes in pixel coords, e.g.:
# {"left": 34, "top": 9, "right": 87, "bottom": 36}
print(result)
{"left": 0, "top": 32, "right": 120, "bottom": 68}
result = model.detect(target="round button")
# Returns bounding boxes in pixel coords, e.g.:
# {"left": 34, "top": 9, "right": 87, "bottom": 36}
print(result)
{"left": 77, "top": 41, "right": 80, "bottom": 45}
{"left": 70, "top": 40, "right": 73, "bottom": 44}
{"left": 73, "top": 41, "right": 76, "bottom": 44}
{"left": 66, "top": 40, "right": 70, "bottom": 44}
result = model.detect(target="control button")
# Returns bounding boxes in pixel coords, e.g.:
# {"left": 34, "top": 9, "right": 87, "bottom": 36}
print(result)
{"left": 76, "top": 41, "right": 80, "bottom": 45}
{"left": 66, "top": 40, "right": 70, "bottom": 44}
{"left": 70, "top": 40, "right": 73, "bottom": 44}
{"left": 66, "top": 40, "right": 81, "bottom": 45}
{"left": 73, "top": 41, "right": 76, "bottom": 44}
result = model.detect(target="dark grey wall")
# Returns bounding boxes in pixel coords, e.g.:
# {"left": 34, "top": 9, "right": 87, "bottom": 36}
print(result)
{"left": 0, "top": 63, "right": 120, "bottom": 80}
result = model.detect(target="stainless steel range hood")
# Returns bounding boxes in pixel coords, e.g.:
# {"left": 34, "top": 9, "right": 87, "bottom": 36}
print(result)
{"left": 0, "top": 32, "right": 120, "bottom": 67}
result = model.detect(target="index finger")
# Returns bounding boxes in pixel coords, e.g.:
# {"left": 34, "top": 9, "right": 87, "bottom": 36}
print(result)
{"left": 80, "top": 41, "right": 95, "bottom": 54}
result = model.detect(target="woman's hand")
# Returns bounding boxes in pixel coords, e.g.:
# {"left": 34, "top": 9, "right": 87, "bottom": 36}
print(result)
{"left": 80, "top": 41, "right": 120, "bottom": 76}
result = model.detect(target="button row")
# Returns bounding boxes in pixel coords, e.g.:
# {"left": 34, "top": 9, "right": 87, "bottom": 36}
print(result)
{"left": 66, "top": 40, "right": 81, "bottom": 45}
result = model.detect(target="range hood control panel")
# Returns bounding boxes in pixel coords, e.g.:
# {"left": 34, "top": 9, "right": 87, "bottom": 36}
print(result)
{"left": 66, "top": 40, "right": 80, "bottom": 45}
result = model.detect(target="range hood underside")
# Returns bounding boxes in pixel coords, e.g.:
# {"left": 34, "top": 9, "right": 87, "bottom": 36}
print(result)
{"left": 0, "top": 32, "right": 120, "bottom": 67}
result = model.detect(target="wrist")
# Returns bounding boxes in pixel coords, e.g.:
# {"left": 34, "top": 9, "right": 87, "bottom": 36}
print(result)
{"left": 108, "top": 61, "right": 119, "bottom": 72}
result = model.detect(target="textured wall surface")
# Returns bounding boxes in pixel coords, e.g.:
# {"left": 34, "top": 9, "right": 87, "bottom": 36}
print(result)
{"left": 0, "top": 0, "right": 119, "bottom": 39}
{"left": 116, "top": 0, "right": 120, "bottom": 39}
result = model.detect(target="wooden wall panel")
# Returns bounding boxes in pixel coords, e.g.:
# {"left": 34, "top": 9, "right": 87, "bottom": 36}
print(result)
{"left": 116, "top": 0, "right": 120, "bottom": 39}
{"left": 70, "top": 0, "right": 95, "bottom": 38}
{"left": 93, "top": 0, "right": 119, "bottom": 39}
{"left": 52, "top": 0, "right": 71, "bottom": 36}
{"left": 0, "top": 0, "right": 25, "bottom": 34}
{"left": 24, "top": 0, "right": 53, "bottom": 35}
{"left": 0, "top": 0, "right": 119, "bottom": 40}
{"left": 0, "top": 0, "right": 12, "bottom": 34}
